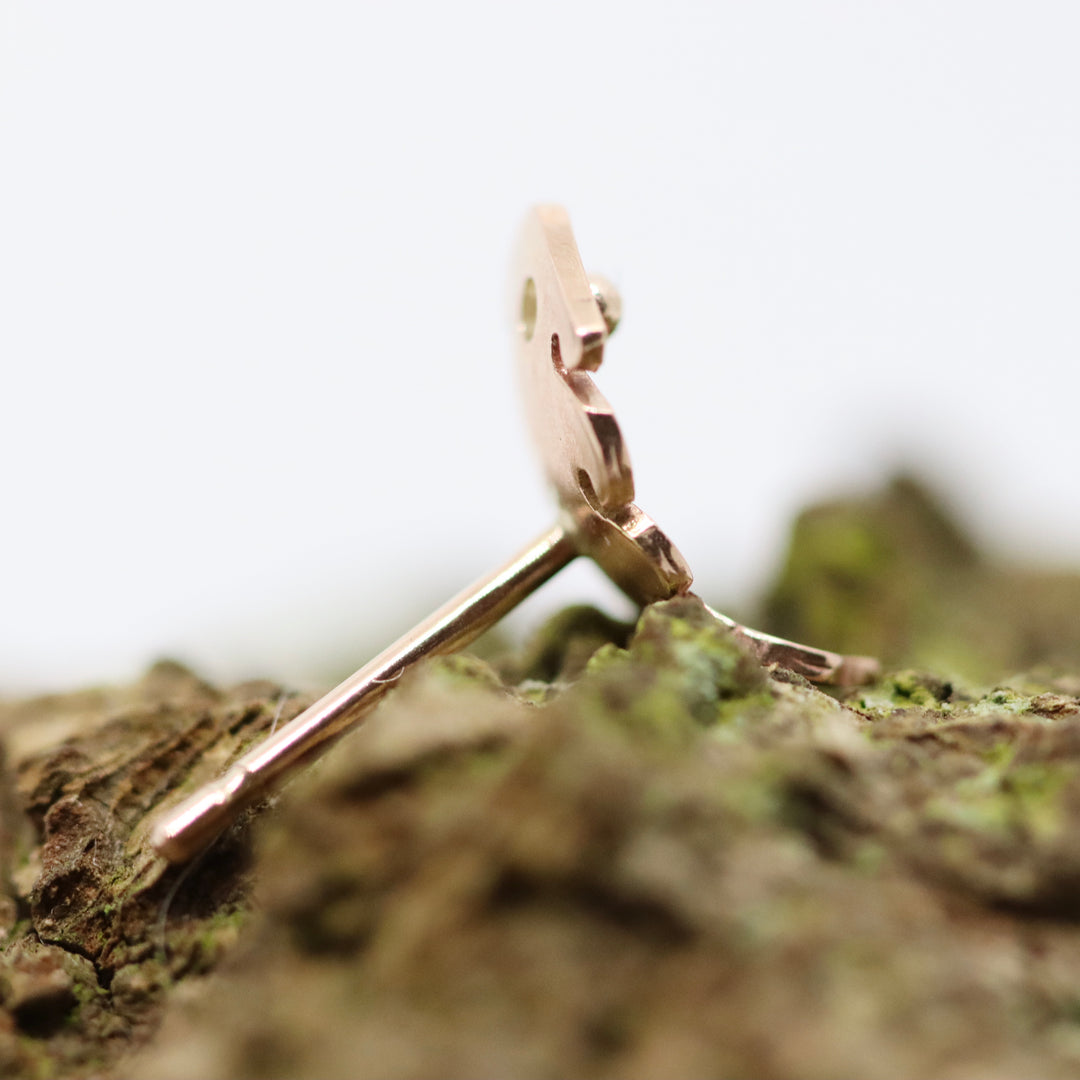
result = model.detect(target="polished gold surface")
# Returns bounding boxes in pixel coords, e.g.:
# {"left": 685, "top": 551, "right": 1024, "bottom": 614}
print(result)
{"left": 152, "top": 526, "right": 575, "bottom": 863}
{"left": 152, "top": 207, "right": 878, "bottom": 864}
{"left": 515, "top": 205, "right": 693, "bottom": 606}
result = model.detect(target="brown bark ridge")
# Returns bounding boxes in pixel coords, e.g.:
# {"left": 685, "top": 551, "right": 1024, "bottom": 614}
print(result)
{"left": 0, "top": 661, "right": 311, "bottom": 1077}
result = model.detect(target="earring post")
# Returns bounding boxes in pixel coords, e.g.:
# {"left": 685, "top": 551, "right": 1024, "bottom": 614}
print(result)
{"left": 152, "top": 524, "right": 577, "bottom": 864}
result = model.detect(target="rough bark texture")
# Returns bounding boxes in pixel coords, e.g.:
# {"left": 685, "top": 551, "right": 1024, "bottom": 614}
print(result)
{"left": 3, "top": 477, "right": 1080, "bottom": 1079}
{"left": 0, "top": 666, "right": 314, "bottom": 1077}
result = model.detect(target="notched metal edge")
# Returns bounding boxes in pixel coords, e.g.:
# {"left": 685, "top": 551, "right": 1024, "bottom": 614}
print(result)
{"left": 532, "top": 205, "right": 608, "bottom": 372}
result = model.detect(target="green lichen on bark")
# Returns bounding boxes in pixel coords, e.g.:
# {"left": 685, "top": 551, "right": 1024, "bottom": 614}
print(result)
{"left": 3, "top": 476, "right": 1080, "bottom": 1079}
{"left": 763, "top": 474, "right": 1080, "bottom": 684}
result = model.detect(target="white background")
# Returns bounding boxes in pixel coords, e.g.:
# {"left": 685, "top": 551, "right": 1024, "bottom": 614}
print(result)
{"left": 1, "top": 3, "right": 1077, "bottom": 694}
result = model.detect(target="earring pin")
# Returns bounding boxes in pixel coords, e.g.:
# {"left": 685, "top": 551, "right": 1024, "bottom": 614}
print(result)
{"left": 152, "top": 206, "right": 878, "bottom": 864}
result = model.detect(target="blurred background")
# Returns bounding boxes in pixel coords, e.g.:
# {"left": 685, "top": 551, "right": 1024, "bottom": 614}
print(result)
{"left": 1, "top": 2, "right": 1077, "bottom": 694}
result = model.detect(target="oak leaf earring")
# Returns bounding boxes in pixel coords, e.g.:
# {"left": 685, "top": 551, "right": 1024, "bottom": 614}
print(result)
{"left": 152, "top": 206, "right": 878, "bottom": 864}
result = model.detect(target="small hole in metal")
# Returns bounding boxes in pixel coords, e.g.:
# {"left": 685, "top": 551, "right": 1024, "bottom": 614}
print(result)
{"left": 521, "top": 278, "right": 537, "bottom": 341}
{"left": 551, "top": 333, "right": 565, "bottom": 373}
{"left": 576, "top": 468, "right": 601, "bottom": 510}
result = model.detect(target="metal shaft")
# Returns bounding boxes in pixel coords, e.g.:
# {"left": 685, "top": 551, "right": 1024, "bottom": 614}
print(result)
{"left": 700, "top": 601, "right": 880, "bottom": 686}
{"left": 152, "top": 524, "right": 577, "bottom": 863}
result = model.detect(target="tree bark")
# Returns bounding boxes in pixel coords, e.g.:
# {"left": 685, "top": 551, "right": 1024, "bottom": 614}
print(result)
{"left": 3, "top": 477, "right": 1080, "bottom": 1079}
